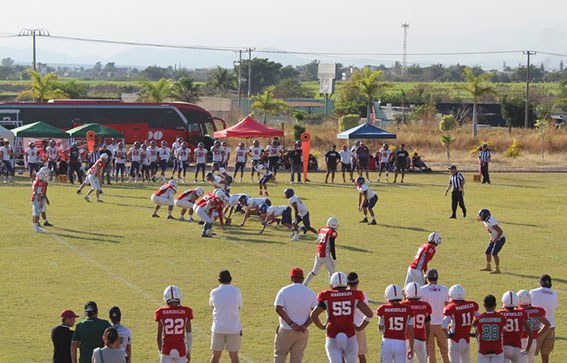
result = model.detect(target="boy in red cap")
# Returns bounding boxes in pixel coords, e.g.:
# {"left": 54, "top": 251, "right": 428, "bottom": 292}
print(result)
{"left": 52, "top": 309, "right": 79, "bottom": 363}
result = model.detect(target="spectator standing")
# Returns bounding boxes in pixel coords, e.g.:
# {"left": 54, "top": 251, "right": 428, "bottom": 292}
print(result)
{"left": 347, "top": 272, "right": 369, "bottom": 363}
{"left": 393, "top": 144, "right": 409, "bottom": 184}
{"left": 92, "top": 327, "right": 126, "bottom": 363}
{"left": 71, "top": 301, "right": 111, "bottom": 363}
{"left": 287, "top": 142, "right": 303, "bottom": 184}
{"left": 67, "top": 143, "right": 83, "bottom": 184}
{"left": 420, "top": 269, "right": 450, "bottom": 363}
{"left": 445, "top": 165, "right": 466, "bottom": 219}
{"left": 273, "top": 268, "right": 317, "bottom": 363}
{"left": 108, "top": 306, "right": 132, "bottom": 362}
{"left": 0, "top": 140, "right": 14, "bottom": 183}
{"left": 530, "top": 274, "right": 559, "bottom": 363}
{"left": 209, "top": 270, "right": 242, "bottom": 363}
{"left": 100, "top": 144, "right": 112, "bottom": 185}
{"left": 52, "top": 309, "right": 80, "bottom": 363}
{"left": 478, "top": 143, "right": 491, "bottom": 184}
{"left": 355, "top": 141, "right": 370, "bottom": 180}
{"left": 338, "top": 145, "right": 354, "bottom": 183}
{"left": 324, "top": 145, "right": 340, "bottom": 184}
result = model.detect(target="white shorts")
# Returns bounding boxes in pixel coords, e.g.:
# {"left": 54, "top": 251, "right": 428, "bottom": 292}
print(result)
{"left": 87, "top": 174, "right": 101, "bottom": 191}
{"left": 449, "top": 338, "right": 471, "bottom": 363}
{"left": 31, "top": 199, "right": 46, "bottom": 217}
{"left": 477, "top": 352, "right": 504, "bottom": 363}
{"left": 311, "top": 255, "right": 336, "bottom": 276}
{"left": 193, "top": 205, "right": 212, "bottom": 224}
{"left": 404, "top": 266, "right": 425, "bottom": 287}
{"left": 151, "top": 194, "right": 174, "bottom": 206}
{"left": 503, "top": 346, "right": 522, "bottom": 363}
{"left": 160, "top": 349, "right": 185, "bottom": 363}
{"left": 406, "top": 339, "right": 427, "bottom": 363}
{"left": 174, "top": 199, "right": 194, "bottom": 209}
{"left": 325, "top": 336, "right": 358, "bottom": 363}
{"left": 381, "top": 338, "right": 406, "bottom": 363}
{"left": 521, "top": 337, "right": 536, "bottom": 363}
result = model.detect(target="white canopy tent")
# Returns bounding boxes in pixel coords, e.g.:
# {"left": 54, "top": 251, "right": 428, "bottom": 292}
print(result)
{"left": 0, "top": 124, "right": 14, "bottom": 145}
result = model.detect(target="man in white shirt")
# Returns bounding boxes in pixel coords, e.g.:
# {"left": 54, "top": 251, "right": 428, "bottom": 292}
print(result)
{"left": 530, "top": 274, "right": 559, "bottom": 363}
{"left": 420, "top": 269, "right": 449, "bottom": 363}
{"left": 107, "top": 138, "right": 117, "bottom": 177}
{"left": 109, "top": 306, "right": 132, "bottom": 362}
{"left": 339, "top": 145, "right": 354, "bottom": 183}
{"left": 209, "top": 270, "right": 242, "bottom": 363}
{"left": 274, "top": 268, "right": 317, "bottom": 363}
{"left": 347, "top": 272, "right": 369, "bottom": 363}
{"left": 0, "top": 140, "right": 14, "bottom": 183}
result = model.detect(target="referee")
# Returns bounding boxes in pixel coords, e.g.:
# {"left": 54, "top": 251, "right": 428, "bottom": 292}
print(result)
{"left": 478, "top": 143, "right": 491, "bottom": 184}
{"left": 445, "top": 165, "right": 466, "bottom": 219}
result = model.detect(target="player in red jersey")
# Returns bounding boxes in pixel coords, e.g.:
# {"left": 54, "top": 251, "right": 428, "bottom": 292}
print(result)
{"left": 311, "top": 272, "right": 373, "bottom": 363}
{"left": 404, "top": 232, "right": 441, "bottom": 287}
{"left": 473, "top": 294, "right": 506, "bottom": 363}
{"left": 77, "top": 153, "right": 108, "bottom": 202}
{"left": 174, "top": 187, "right": 204, "bottom": 222}
{"left": 151, "top": 179, "right": 178, "bottom": 219}
{"left": 155, "top": 285, "right": 193, "bottom": 363}
{"left": 192, "top": 191, "right": 228, "bottom": 237}
{"left": 31, "top": 170, "right": 49, "bottom": 233}
{"left": 498, "top": 291, "right": 533, "bottom": 363}
{"left": 442, "top": 284, "right": 479, "bottom": 363}
{"left": 304, "top": 217, "right": 339, "bottom": 286}
{"left": 377, "top": 284, "right": 415, "bottom": 362}
{"left": 402, "top": 282, "right": 432, "bottom": 363}
{"left": 516, "top": 290, "right": 550, "bottom": 363}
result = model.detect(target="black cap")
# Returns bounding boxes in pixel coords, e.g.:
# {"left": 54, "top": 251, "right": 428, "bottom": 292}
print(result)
{"left": 219, "top": 270, "right": 232, "bottom": 283}
{"left": 426, "top": 269, "right": 438, "bottom": 281}
{"left": 109, "top": 306, "right": 121, "bottom": 322}
{"left": 448, "top": 165, "right": 457, "bottom": 170}
{"left": 540, "top": 274, "right": 552, "bottom": 287}
{"left": 84, "top": 301, "right": 98, "bottom": 314}
{"left": 347, "top": 272, "right": 359, "bottom": 285}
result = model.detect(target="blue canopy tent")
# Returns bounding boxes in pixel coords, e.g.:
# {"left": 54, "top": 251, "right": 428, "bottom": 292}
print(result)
{"left": 337, "top": 122, "right": 397, "bottom": 139}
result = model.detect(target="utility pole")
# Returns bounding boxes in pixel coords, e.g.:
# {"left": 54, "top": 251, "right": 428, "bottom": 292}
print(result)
{"left": 237, "top": 50, "right": 242, "bottom": 116}
{"left": 401, "top": 23, "right": 409, "bottom": 73}
{"left": 523, "top": 51, "right": 536, "bottom": 128}
{"left": 247, "top": 48, "right": 254, "bottom": 114}
{"left": 18, "top": 28, "right": 50, "bottom": 71}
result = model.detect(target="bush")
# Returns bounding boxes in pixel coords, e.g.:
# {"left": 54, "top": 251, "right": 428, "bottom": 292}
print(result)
{"left": 293, "top": 124, "right": 306, "bottom": 141}
{"left": 505, "top": 138, "right": 522, "bottom": 158}
{"left": 338, "top": 114, "right": 360, "bottom": 132}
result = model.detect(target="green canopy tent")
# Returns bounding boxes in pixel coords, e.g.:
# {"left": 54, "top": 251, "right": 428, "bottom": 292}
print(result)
{"left": 11, "top": 121, "right": 70, "bottom": 138}
{"left": 66, "top": 123, "right": 124, "bottom": 139}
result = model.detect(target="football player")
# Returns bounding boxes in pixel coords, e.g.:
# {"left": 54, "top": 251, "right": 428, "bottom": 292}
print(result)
{"left": 113, "top": 142, "right": 127, "bottom": 183}
{"left": 141, "top": 144, "right": 151, "bottom": 182}
{"left": 128, "top": 141, "right": 142, "bottom": 183}
{"left": 355, "top": 177, "right": 378, "bottom": 225}
{"left": 24, "top": 141, "right": 40, "bottom": 182}
{"left": 175, "top": 142, "right": 190, "bottom": 183}
{"left": 212, "top": 162, "right": 233, "bottom": 191}
{"left": 377, "top": 143, "right": 393, "bottom": 183}
{"left": 206, "top": 172, "right": 228, "bottom": 192}
{"left": 221, "top": 141, "right": 230, "bottom": 168}
{"left": 233, "top": 142, "right": 247, "bottom": 182}
{"left": 377, "top": 284, "right": 415, "bottom": 362}
{"left": 498, "top": 291, "right": 533, "bottom": 362}
{"left": 210, "top": 140, "right": 223, "bottom": 167}
{"left": 404, "top": 232, "right": 442, "bottom": 287}
{"left": 155, "top": 285, "right": 193, "bottom": 363}
{"left": 193, "top": 193, "right": 226, "bottom": 237}
{"left": 148, "top": 140, "right": 160, "bottom": 181}
{"left": 402, "top": 282, "right": 432, "bottom": 363}
{"left": 442, "top": 285, "right": 479, "bottom": 363}
{"left": 248, "top": 140, "right": 264, "bottom": 181}
{"left": 31, "top": 170, "right": 50, "bottom": 232}
{"left": 516, "top": 290, "right": 550, "bottom": 363}
{"left": 81, "top": 153, "right": 108, "bottom": 203}
{"left": 151, "top": 179, "right": 178, "bottom": 219}
{"left": 472, "top": 295, "right": 506, "bottom": 363}
{"left": 311, "top": 272, "right": 374, "bottom": 363}
{"left": 174, "top": 187, "right": 204, "bottom": 222}
{"left": 45, "top": 140, "right": 59, "bottom": 182}
{"left": 193, "top": 142, "right": 207, "bottom": 183}
{"left": 224, "top": 193, "right": 250, "bottom": 220}
{"left": 478, "top": 209, "right": 506, "bottom": 274}
{"left": 239, "top": 195, "right": 271, "bottom": 226}
{"left": 304, "top": 217, "right": 339, "bottom": 285}
{"left": 286, "top": 188, "right": 317, "bottom": 234}
{"left": 258, "top": 203, "right": 299, "bottom": 240}
{"left": 256, "top": 163, "right": 273, "bottom": 196}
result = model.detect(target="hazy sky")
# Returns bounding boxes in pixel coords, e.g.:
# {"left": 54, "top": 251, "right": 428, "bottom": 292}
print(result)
{"left": 1, "top": 0, "right": 567, "bottom": 68}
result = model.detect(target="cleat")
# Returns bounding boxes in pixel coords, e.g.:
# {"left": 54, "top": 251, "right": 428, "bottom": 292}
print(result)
{"left": 198, "top": 221, "right": 205, "bottom": 225}
{"left": 490, "top": 268, "right": 501, "bottom": 274}
{"left": 84, "top": 195, "right": 90, "bottom": 202}
{"left": 291, "top": 235, "right": 299, "bottom": 241}
{"left": 359, "top": 218, "right": 368, "bottom": 223}
{"left": 480, "top": 267, "right": 492, "bottom": 272}
{"left": 34, "top": 226, "right": 44, "bottom": 233}
{"left": 369, "top": 220, "right": 377, "bottom": 225}
{"left": 449, "top": 215, "right": 457, "bottom": 219}
{"left": 258, "top": 191, "right": 263, "bottom": 195}
{"left": 76, "top": 189, "right": 81, "bottom": 194}
{"left": 43, "top": 221, "right": 53, "bottom": 227}
{"left": 187, "top": 217, "right": 195, "bottom": 222}
{"left": 167, "top": 215, "right": 175, "bottom": 220}
{"left": 96, "top": 199, "right": 103, "bottom": 203}
{"left": 152, "top": 214, "right": 160, "bottom": 218}
{"left": 178, "top": 217, "right": 185, "bottom": 221}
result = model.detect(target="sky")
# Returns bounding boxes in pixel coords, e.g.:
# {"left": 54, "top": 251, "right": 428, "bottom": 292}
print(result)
{"left": 1, "top": 0, "right": 567, "bottom": 69}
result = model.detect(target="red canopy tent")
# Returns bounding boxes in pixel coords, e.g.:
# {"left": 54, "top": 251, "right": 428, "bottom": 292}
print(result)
{"left": 213, "top": 115, "right": 284, "bottom": 138}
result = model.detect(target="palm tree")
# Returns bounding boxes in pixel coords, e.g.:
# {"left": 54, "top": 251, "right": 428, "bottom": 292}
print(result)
{"left": 457, "top": 67, "right": 496, "bottom": 137}
{"left": 18, "top": 69, "right": 68, "bottom": 101}
{"left": 171, "top": 77, "right": 200, "bottom": 103}
{"left": 137, "top": 78, "right": 172, "bottom": 102}
{"left": 207, "top": 66, "right": 235, "bottom": 96}
{"left": 250, "top": 86, "right": 287, "bottom": 124}
{"left": 352, "top": 67, "right": 390, "bottom": 123}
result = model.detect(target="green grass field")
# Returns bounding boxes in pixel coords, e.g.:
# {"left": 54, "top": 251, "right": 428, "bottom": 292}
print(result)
{"left": 0, "top": 172, "right": 565, "bottom": 362}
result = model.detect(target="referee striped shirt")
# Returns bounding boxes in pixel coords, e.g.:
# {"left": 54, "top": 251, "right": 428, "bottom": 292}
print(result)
{"left": 89, "top": 151, "right": 100, "bottom": 164}
{"left": 479, "top": 149, "right": 491, "bottom": 163}
{"left": 449, "top": 173, "right": 464, "bottom": 191}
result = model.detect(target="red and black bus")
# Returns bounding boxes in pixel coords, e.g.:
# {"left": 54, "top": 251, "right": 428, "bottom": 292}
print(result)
{"left": 0, "top": 100, "right": 226, "bottom": 148}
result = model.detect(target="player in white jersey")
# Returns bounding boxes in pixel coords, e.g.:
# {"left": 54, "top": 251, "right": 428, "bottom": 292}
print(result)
{"left": 266, "top": 140, "right": 282, "bottom": 177}
{"left": 233, "top": 142, "right": 248, "bottom": 183}
{"left": 478, "top": 209, "right": 506, "bottom": 274}
{"left": 285, "top": 188, "right": 317, "bottom": 235}
{"left": 211, "top": 140, "right": 224, "bottom": 166}
{"left": 377, "top": 143, "right": 393, "bottom": 183}
{"left": 224, "top": 193, "right": 249, "bottom": 220}
{"left": 258, "top": 203, "right": 298, "bottom": 238}
{"left": 170, "top": 137, "right": 183, "bottom": 178}
{"left": 175, "top": 187, "right": 204, "bottom": 222}
{"left": 45, "top": 140, "right": 60, "bottom": 182}
{"left": 355, "top": 177, "right": 377, "bottom": 225}
{"left": 147, "top": 140, "right": 159, "bottom": 181}
{"left": 221, "top": 141, "right": 230, "bottom": 167}
{"left": 206, "top": 172, "right": 228, "bottom": 192}
{"left": 0, "top": 141, "right": 14, "bottom": 183}
{"left": 193, "top": 142, "right": 207, "bottom": 183}
{"left": 175, "top": 143, "right": 190, "bottom": 183}
{"left": 157, "top": 140, "right": 171, "bottom": 182}
{"left": 256, "top": 162, "right": 273, "bottom": 196}
{"left": 141, "top": 144, "right": 152, "bottom": 182}
{"left": 239, "top": 195, "right": 271, "bottom": 226}
{"left": 128, "top": 142, "right": 142, "bottom": 183}
{"left": 113, "top": 142, "right": 127, "bottom": 183}
{"left": 248, "top": 139, "right": 264, "bottom": 181}
{"left": 212, "top": 162, "right": 233, "bottom": 191}
{"left": 24, "top": 142, "right": 41, "bottom": 182}
{"left": 106, "top": 139, "right": 117, "bottom": 177}
{"left": 108, "top": 306, "right": 132, "bottom": 361}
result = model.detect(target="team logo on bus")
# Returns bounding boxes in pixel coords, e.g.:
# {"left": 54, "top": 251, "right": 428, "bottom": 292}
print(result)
{"left": 148, "top": 131, "right": 163, "bottom": 140}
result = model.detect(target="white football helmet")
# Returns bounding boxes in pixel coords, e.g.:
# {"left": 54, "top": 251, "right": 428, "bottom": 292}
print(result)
{"left": 213, "top": 189, "right": 225, "bottom": 198}
{"left": 502, "top": 291, "right": 519, "bottom": 308}
{"left": 385, "top": 284, "right": 403, "bottom": 302}
{"left": 39, "top": 166, "right": 50, "bottom": 175}
{"left": 404, "top": 282, "right": 421, "bottom": 299}
{"left": 329, "top": 272, "right": 348, "bottom": 289}
{"left": 100, "top": 153, "right": 109, "bottom": 160}
{"left": 35, "top": 171, "right": 46, "bottom": 181}
{"left": 256, "top": 164, "right": 264, "bottom": 171}
{"left": 194, "top": 187, "right": 204, "bottom": 197}
{"left": 428, "top": 232, "right": 442, "bottom": 246}
{"left": 517, "top": 290, "right": 531, "bottom": 306}
{"left": 168, "top": 179, "right": 178, "bottom": 187}
{"left": 163, "top": 285, "right": 182, "bottom": 304}
{"left": 327, "top": 217, "right": 339, "bottom": 229}
{"left": 449, "top": 284, "right": 466, "bottom": 301}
